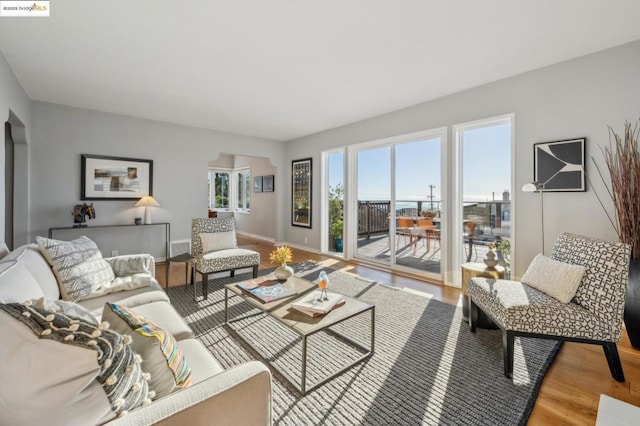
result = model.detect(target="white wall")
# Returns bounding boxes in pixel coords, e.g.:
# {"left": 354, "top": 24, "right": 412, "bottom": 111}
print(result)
{"left": 29, "top": 102, "right": 287, "bottom": 245}
{"left": 284, "top": 40, "right": 640, "bottom": 280}
{"left": 0, "top": 51, "right": 31, "bottom": 246}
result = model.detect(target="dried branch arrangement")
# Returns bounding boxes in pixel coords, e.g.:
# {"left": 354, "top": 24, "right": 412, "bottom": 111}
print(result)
{"left": 592, "top": 120, "right": 640, "bottom": 260}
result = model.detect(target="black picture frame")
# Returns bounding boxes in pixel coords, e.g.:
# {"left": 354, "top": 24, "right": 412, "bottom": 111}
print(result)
{"left": 262, "top": 175, "right": 274, "bottom": 192}
{"left": 81, "top": 154, "right": 153, "bottom": 200}
{"left": 253, "top": 176, "right": 263, "bottom": 193}
{"left": 533, "top": 138, "right": 586, "bottom": 192}
{"left": 292, "top": 158, "right": 312, "bottom": 228}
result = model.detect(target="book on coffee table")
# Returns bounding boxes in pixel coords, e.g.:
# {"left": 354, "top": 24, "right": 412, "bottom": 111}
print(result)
{"left": 291, "top": 290, "right": 344, "bottom": 316}
{"left": 236, "top": 278, "right": 298, "bottom": 303}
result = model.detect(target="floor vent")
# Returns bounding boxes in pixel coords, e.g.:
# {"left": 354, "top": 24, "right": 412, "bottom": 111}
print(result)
{"left": 170, "top": 240, "right": 190, "bottom": 257}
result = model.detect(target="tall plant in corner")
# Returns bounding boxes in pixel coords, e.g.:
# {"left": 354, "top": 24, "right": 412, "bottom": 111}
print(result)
{"left": 593, "top": 119, "right": 640, "bottom": 348}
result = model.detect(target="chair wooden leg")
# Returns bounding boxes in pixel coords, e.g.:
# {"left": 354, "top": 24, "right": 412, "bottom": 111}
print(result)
{"left": 503, "top": 331, "right": 514, "bottom": 379}
{"left": 203, "top": 273, "right": 209, "bottom": 300}
{"left": 469, "top": 295, "right": 477, "bottom": 333}
{"left": 603, "top": 342, "right": 625, "bottom": 382}
{"left": 252, "top": 265, "right": 259, "bottom": 278}
{"left": 230, "top": 270, "right": 235, "bottom": 278}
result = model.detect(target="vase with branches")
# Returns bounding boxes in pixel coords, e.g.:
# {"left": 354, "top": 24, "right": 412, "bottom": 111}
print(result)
{"left": 591, "top": 119, "right": 640, "bottom": 347}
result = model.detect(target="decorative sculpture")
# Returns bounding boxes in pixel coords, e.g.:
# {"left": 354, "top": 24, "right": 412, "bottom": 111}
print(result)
{"left": 72, "top": 203, "right": 96, "bottom": 227}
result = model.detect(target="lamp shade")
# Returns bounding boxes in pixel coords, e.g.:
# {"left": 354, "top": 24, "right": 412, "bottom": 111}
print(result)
{"left": 135, "top": 196, "right": 160, "bottom": 207}
{"left": 521, "top": 182, "right": 539, "bottom": 192}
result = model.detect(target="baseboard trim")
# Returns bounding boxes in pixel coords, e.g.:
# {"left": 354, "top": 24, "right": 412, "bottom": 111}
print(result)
{"left": 236, "top": 231, "right": 275, "bottom": 244}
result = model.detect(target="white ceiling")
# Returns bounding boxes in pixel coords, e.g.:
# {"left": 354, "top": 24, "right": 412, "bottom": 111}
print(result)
{"left": 1, "top": 1, "right": 640, "bottom": 141}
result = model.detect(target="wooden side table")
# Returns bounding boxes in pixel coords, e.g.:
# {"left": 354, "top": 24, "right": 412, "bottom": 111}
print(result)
{"left": 461, "top": 262, "right": 505, "bottom": 328}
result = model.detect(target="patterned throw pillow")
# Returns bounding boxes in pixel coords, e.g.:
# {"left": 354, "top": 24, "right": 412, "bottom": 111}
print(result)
{"left": 103, "top": 302, "right": 192, "bottom": 398}
{"left": 0, "top": 301, "right": 151, "bottom": 421}
{"left": 36, "top": 236, "right": 115, "bottom": 301}
{"left": 521, "top": 254, "right": 586, "bottom": 303}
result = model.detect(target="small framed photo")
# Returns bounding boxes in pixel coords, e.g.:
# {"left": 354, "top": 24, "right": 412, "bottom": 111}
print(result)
{"left": 253, "top": 176, "right": 263, "bottom": 192}
{"left": 81, "top": 154, "right": 153, "bottom": 200}
{"left": 533, "top": 138, "right": 586, "bottom": 192}
{"left": 262, "top": 175, "right": 274, "bottom": 192}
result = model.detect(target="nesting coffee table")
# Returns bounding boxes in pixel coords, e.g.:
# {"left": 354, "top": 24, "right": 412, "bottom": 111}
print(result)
{"left": 224, "top": 275, "right": 375, "bottom": 394}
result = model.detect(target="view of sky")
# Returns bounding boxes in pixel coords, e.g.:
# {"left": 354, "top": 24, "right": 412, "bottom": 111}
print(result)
{"left": 328, "top": 122, "right": 511, "bottom": 204}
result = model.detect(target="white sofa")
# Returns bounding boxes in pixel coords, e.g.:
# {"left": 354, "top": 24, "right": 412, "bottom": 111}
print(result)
{"left": 0, "top": 243, "right": 272, "bottom": 426}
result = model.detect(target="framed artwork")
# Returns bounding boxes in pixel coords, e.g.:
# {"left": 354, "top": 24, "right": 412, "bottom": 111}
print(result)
{"left": 253, "top": 176, "right": 263, "bottom": 192}
{"left": 262, "top": 175, "right": 274, "bottom": 192}
{"left": 534, "top": 138, "right": 586, "bottom": 192}
{"left": 81, "top": 154, "right": 153, "bottom": 200}
{"left": 292, "top": 158, "right": 312, "bottom": 228}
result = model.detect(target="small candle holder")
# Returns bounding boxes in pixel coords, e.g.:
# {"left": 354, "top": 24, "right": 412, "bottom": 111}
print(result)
{"left": 316, "top": 271, "right": 329, "bottom": 301}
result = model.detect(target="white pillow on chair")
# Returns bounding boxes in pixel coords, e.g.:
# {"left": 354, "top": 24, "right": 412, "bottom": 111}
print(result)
{"left": 199, "top": 231, "right": 237, "bottom": 252}
{"left": 521, "top": 254, "right": 586, "bottom": 303}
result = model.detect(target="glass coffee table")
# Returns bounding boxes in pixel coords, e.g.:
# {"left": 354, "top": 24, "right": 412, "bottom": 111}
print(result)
{"left": 224, "top": 275, "right": 375, "bottom": 394}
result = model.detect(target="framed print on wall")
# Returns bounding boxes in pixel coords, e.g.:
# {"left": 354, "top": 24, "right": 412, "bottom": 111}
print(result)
{"left": 253, "top": 176, "right": 263, "bottom": 192}
{"left": 81, "top": 154, "right": 153, "bottom": 200}
{"left": 534, "top": 138, "right": 586, "bottom": 191}
{"left": 262, "top": 175, "right": 274, "bottom": 192}
{"left": 292, "top": 158, "right": 312, "bottom": 228}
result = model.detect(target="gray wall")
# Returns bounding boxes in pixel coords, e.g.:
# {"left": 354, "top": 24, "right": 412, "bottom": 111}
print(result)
{"left": 284, "top": 40, "right": 640, "bottom": 280}
{"left": 0, "top": 52, "right": 31, "bottom": 246}
{"left": 29, "top": 102, "right": 287, "bottom": 245}
{"left": 208, "top": 154, "right": 278, "bottom": 240}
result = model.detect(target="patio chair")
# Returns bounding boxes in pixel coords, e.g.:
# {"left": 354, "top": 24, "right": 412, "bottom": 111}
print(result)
{"left": 191, "top": 217, "right": 260, "bottom": 300}
{"left": 416, "top": 218, "right": 439, "bottom": 252}
{"left": 396, "top": 217, "right": 414, "bottom": 248}
{"left": 468, "top": 233, "right": 631, "bottom": 382}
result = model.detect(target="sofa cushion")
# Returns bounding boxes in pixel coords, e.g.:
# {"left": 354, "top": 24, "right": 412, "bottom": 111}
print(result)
{"left": 103, "top": 303, "right": 192, "bottom": 399}
{"left": 33, "top": 297, "right": 98, "bottom": 325}
{"left": 199, "top": 230, "right": 237, "bottom": 252}
{"left": 36, "top": 236, "right": 116, "bottom": 301}
{"left": 178, "top": 339, "right": 224, "bottom": 384}
{"left": 0, "top": 241, "right": 10, "bottom": 260}
{"left": 125, "top": 301, "right": 194, "bottom": 341}
{"left": 78, "top": 280, "right": 169, "bottom": 320}
{"left": 521, "top": 254, "right": 586, "bottom": 303}
{"left": 0, "top": 302, "right": 151, "bottom": 425}
{"left": 1, "top": 243, "right": 60, "bottom": 299}
{"left": 0, "top": 261, "right": 45, "bottom": 302}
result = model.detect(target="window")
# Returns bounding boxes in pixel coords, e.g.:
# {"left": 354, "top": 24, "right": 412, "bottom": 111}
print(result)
{"left": 237, "top": 169, "right": 251, "bottom": 212}
{"left": 208, "top": 168, "right": 250, "bottom": 213}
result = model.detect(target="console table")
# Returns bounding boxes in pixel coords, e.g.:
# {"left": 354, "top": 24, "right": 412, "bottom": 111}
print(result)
{"left": 48, "top": 222, "right": 170, "bottom": 267}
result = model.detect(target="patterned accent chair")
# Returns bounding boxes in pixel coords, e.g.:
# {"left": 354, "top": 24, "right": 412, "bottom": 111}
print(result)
{"left": 468, "top": 233, "right": 631, "bottom": 382}
{"left": 191, "top": 218, "right": 260, "bottom": 300}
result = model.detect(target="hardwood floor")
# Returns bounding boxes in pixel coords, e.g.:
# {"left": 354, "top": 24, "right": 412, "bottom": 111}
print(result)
{"left": 158, "top": 235, "right": 640, "bottom": 425}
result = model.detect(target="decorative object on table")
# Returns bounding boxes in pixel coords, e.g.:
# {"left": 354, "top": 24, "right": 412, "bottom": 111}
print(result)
{"left": 524, "top": 137, "right": 586, "bottom": 254}
{"left": 291, "top": 289, "right": 344, "bottom": 317}
{"left": 81, "top": 154, "right": 153, "bottom": 200}
{"left": 483, "top": 242, "right": 499, "bottom": 268}
{"left": 71, "top": 203, "right": 95, "bottom": 227}
{"left": 253, "top": 176, "right": 263, "bottom": 192}
{"left": 134, "top": 217, "right": 142, "bottom": 225}
{"left": 589, "top": 119, "right": 640, "bottom": 348}
{"left": 236, "top": 278, "right": 297, "bottom": 303}
{"left": 496, "top": 237, "right": 511, "bottom": 278}
{"left": 270, "top": 245, "right": 294, "bottom": 280}
{"left": 316, "top": 270, "right": 329, "bottom": 301}
{"left": 292, "top": 158, "right": 312, "bottom": 228}
{"left": 329, "top": 183, "right": 344, "bottom": 252}
{"left": 262, "top": 175, "right": 274, "bottom": 192}
{"left": 135, "top": 195, "right": 160, "bottom": 224}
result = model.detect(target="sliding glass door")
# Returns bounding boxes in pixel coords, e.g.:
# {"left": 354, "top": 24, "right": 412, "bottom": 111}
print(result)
{"left": 352, "top": 132, "right": 443, "bottom": 278}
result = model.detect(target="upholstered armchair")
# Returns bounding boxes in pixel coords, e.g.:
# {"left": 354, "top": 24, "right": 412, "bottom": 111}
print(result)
{"left": 191, "top": 218, "right": 259, "bottom": 300}
{"left": 468, "top": 233, "right": 631, "bottom": 382}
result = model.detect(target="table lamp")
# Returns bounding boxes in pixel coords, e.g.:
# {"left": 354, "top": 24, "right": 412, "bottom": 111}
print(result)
{"left": 135, "top": 196, "right": 160, "bottom": 224}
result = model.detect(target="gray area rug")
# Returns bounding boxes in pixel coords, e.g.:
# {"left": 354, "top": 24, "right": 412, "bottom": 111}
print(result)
{"left": 167, "top": 262, "right": 559, "bottom": 425}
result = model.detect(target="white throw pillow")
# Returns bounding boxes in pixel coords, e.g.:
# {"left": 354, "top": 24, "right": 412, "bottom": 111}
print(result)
{"left": 199, "top": 231, "right": 237, "bottom": 252}
{"left": 36, "top": 236, "right": 115, "bottom": 302}
{"left": 521, "top": 254, "right": 586, "bottom": 303}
